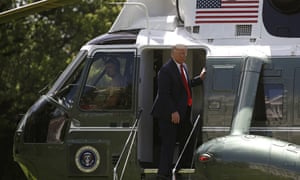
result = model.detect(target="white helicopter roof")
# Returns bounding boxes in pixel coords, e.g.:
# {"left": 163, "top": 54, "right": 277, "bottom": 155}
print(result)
{"left": 110, "top": 0, "right": 300, "bottom": 57}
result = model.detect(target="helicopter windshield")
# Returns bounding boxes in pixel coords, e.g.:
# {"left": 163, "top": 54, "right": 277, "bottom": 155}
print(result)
{"left": 21, "top": 51, "right": 88, "bottom": 143}
{"left": 49, "top": 50, "right": 87, "bottom": 108}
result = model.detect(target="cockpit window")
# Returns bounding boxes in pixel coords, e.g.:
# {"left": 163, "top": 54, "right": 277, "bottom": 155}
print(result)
{"left": 23, "top": 51, "right": 88, "bottom": 143}
{"left": 79, "top": 51, "right": 134, "bottom": 110}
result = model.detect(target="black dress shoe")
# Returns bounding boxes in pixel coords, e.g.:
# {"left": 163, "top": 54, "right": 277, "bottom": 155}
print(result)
{"left": 175, "top": 173, "right": 183, "bottom": 180}
{"left": 157, "top": 174, "right": 171, "bottom": 180}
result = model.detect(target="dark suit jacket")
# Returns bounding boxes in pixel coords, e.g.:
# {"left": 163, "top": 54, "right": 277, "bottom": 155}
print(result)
{"left": 151, "top": 58, "right": 202, "bottom": 119}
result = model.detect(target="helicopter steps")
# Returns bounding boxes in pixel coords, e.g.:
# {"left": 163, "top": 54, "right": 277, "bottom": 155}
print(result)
{"left": 141, "top": 168, "right": 196, "bottom": 180}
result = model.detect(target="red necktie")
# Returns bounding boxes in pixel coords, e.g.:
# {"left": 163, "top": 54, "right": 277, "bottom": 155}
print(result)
{"left": 180, "top": 64, "right": 192, "bottom": 106}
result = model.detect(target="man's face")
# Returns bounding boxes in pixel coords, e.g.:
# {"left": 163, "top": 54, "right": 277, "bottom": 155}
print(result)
{"left": 105, "top": 63, "right": 116, "bottom": 78}
{"left": 172, "top": 47, "right": 187, "bottom": 64}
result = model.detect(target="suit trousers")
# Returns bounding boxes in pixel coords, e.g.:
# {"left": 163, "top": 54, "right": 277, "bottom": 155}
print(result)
{"left": 157, "top": 106, "right": 194, "bottom": 176}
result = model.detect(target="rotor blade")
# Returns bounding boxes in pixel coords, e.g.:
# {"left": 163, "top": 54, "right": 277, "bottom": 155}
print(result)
{"left": 0, "top": 0, "right": 80, "bottom": 24}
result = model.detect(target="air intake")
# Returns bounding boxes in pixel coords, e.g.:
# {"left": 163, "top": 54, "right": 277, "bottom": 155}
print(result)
{"left": 236, "top": 25, "right": 252, "bottom": 36}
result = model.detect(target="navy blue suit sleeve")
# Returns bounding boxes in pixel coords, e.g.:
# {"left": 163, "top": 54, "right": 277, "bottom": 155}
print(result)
{"left": 157, "top": 67, "right": 177, "bottom": 113}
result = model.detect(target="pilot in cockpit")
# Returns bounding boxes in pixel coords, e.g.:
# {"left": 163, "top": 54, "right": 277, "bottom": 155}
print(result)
{"left": 80, "top": 57, "right": 129, "bottom": 110}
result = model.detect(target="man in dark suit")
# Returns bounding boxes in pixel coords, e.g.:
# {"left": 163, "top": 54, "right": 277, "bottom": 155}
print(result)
{"left": 151, "top": 44, "right": 206, "bottom": 179}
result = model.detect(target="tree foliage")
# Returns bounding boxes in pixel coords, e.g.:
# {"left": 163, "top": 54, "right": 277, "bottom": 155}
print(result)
{"left": 0, "top": 0, "right": 124, "bottom": 178}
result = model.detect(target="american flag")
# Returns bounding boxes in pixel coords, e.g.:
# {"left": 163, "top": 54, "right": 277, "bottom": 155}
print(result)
{"left": 195, "top": 0, "right": 259, "bottom": 24}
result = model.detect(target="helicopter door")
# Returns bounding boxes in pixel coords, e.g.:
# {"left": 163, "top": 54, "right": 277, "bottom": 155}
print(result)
{"left": 67, "top": 49, "right": 138, "bottom": 178}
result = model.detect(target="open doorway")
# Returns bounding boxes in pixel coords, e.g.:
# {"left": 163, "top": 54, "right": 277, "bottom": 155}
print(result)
{"left": 137, "top": 47, "right": 206, "bottom": 168}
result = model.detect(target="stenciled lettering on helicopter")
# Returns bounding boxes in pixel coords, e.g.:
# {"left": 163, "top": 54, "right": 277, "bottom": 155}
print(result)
{"left": 75, "top": 145, "right": 100, "bottom": 173}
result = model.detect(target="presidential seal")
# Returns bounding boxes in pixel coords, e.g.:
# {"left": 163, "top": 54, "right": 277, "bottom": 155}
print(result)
{"left": 75, "top": 145, "right": 100, "bottom": 173}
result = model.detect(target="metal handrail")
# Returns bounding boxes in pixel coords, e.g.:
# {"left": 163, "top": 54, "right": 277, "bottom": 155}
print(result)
{"left": 172, "top": 114, "right": 201, "bottom": 180}
{"left": 113, "top": 109, "right": 143, "bottom": 180}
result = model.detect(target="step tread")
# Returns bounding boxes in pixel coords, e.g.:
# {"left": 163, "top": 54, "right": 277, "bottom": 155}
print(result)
{"left": 143, "top": 168, "right": 195, "bottom": 174}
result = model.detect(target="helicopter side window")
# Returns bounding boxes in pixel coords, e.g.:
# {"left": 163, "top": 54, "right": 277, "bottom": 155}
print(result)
{"left": 252, "top": 83, "right": 283, "bottom": 125}
{"left": 79, "top": 52, "right": 134, "bottom": 110}
{"left": 264, "top": 84, "right": 283, "bottom": 123}
{"left": 251, "top": 81, "right": 284, "bottom": 136}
